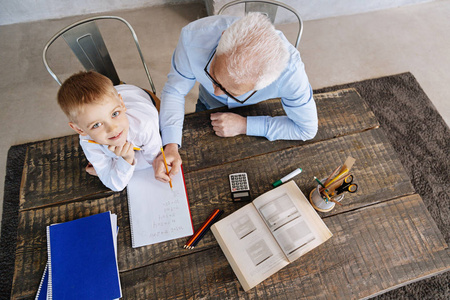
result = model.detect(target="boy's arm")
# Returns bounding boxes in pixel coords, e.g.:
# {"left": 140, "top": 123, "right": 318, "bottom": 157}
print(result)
{"left": 81, "top": 140, "right": 135, "bottom": 192}
{"left": 108, "top": 142, "right": 135, "bottom": 165}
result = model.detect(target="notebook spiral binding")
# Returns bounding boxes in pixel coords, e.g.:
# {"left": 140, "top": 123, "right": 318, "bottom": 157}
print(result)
{"left": 34, "top": 263, "right": 47, "bottom": 300}
{"left": 46, "top": 226, "right": 53, "bottom": 300}
{"left": 126, "top": 193, "right": 136, "bottom": 248}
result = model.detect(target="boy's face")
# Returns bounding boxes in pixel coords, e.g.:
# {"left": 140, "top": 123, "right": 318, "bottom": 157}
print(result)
{"left": 69, "top": 91, "right": 129, "bottom": 147}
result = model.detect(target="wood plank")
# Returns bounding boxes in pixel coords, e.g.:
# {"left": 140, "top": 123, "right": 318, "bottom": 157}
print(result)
{"left": 117, "top": 195, "right": 449, "bottom": 299}
{"left": 19, "top": 89, "right": 379, "bottom": 210}
{"left": 183, "top": 128, "right": 415, "bottom": 221}
{"left": 11, "top": 129, "right": 415, "bottom": 299}
{"left": 180, "top": 88, "right": 379, "bottom": 172}
{"left": 19, "top": 135, "right": 112, "bottom": 211}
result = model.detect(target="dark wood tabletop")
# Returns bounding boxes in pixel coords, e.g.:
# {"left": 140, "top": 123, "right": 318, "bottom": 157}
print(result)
{"left": 11, "top": 89, "right": 450, "bottom": 299}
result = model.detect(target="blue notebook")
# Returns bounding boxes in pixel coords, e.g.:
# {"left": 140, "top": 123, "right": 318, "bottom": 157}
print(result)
{"left": 45, "top": 211, "right": 121, "bottom": 300}
{"left": 35, "top": 264, "right": 48, "bottom": 300}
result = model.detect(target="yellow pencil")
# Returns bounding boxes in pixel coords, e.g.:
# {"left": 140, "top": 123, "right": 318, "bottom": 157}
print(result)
{"left": 160, "top": 146, "right": 173, "bottom": 189}
{"left": 324, "top": 165, "right": 342, "bottom": 187}
{"left": 83, "top": 139, "right": 141, "bottom": 151}
{"left": 325, "top": 168, "right": 349, "bottom": 188}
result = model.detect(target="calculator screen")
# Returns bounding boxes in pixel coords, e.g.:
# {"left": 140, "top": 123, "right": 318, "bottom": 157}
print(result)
{"left": 234, "top": 191, "right": 250, "bottom": 197}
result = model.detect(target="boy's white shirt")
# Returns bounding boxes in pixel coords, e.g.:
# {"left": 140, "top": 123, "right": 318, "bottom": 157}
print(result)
{"left": 79, "top": 84, "right": 162, "bottom": 191}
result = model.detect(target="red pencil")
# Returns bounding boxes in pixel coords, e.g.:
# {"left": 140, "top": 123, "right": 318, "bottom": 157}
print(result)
{"left": 184, "top": 209, "right": 222, "bottom": 249}
{"left": 189, "top": 210, "right": 224, "bottom": 249}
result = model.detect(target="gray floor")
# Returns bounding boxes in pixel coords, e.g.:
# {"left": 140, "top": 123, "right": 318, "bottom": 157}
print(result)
{"left": 0, "top": 1, "right": 449, "bottom": 235}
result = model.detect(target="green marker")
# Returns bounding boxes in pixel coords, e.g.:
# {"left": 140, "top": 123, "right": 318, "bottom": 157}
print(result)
{"left": 272, "top": 168, "right": 302, "bottom": 187}
{"left": 314, "top": 176, "right": 329, "bottom": 203}
{"left": 314, "top": 176, "right": 326, "bottom": 188}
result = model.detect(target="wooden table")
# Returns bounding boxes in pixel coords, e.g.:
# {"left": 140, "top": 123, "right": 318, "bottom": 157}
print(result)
{"left": 11, "top": 89, "right": 450, "bottom": 299}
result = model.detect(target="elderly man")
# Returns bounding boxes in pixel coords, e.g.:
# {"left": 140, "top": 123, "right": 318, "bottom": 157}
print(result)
{"left": 153, "top": 13, "right": 317, "bottom": 182}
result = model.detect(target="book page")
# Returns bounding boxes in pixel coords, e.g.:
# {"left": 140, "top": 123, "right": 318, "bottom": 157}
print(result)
{"left": 211, "top": 204, "right": 289, "bottom": 292}
{"left": 127, "top": 166, "right": 193, "bottom": 248}
{"left": 253, "top": 180, "right": 332, "bottom": 262}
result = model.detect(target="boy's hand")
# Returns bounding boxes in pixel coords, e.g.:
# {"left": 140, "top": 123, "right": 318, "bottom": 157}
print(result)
{"left": 86, "top": 162, "right": 98, "bottom": 176}
{"left": 108, "top": 141, "right": 135, "bottom": 165}
{"left": 153, "top": 143, "right": 182, "bottom": 183}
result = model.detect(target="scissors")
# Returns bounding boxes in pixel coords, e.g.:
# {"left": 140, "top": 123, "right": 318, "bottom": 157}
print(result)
{"left": 335, "top": 175, "right": 358, "bottom": 195}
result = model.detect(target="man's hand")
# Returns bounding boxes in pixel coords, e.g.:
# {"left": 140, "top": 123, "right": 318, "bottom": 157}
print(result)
{"left": 153, "top": 143, "right": 182, "bottom": 183}
{"left": 210, "top": 112, "right": 247, "bottom": 137}
{"left": 108, "top": 141, "right": 135, "bottom": 165}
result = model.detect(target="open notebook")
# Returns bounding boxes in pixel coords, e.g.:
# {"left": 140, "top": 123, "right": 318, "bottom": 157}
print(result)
{"left": 126, "top": 166, "right": 193, "bottom": 248}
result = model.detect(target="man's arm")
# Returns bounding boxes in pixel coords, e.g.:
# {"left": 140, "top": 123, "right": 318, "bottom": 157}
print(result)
{"left": 159, "top": 34, "right": 197, "bottom": 148}
{"left": 156, "top": 34, "right": 196, "bottom": 181}
{"left": 247, "top": 56, "right": 318, "bottom": 141}
{"left": 208, "top": 73, "right": 318, "bottom": 141}
{"left": 246, "top": 86, "right": 318, "bottom": 141}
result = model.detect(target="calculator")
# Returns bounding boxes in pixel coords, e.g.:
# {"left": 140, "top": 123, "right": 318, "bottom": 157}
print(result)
{"left": 229, "top": 172, "right": 251, "bottom": 202}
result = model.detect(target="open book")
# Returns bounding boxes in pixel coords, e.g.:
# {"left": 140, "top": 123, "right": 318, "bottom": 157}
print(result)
{"left": 211, "top": 180, "right": 332, "bottom": 292}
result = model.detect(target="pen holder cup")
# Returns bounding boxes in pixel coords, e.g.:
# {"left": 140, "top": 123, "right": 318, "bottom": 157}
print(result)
{"left": 309, "top": 183, "right": 344, "bottom": 213}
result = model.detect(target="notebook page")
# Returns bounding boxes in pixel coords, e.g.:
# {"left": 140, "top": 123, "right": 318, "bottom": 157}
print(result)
{"left": 127, "top": 166, "right": 193, "bottom": 248}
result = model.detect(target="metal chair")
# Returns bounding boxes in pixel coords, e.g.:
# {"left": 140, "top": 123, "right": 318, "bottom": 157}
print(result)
{"left": 217, "top": 0, "right": 303, "bottom": 48}
{"left": 42, "top": 15, "right": 159, "bottom": 110}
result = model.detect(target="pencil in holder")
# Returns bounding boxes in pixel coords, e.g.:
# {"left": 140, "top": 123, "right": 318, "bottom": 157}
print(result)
{"left": 309, "top": 180, "right": 344, "bottom": 212}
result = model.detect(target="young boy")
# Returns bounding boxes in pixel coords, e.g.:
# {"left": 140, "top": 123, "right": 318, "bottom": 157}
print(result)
{"left": 57, "top": 71, "right": 161, "bottom": 191}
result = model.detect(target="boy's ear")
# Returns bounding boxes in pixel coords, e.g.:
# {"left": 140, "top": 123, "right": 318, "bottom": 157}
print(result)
{"left": 69, "top": 122, "right": 88, "bottom": 136}
{"left": 118, "top": 94, "right": 126, "bottom": 110}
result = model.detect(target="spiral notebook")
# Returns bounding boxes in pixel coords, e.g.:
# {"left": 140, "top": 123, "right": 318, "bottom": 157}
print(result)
{"left": 36, "top": 212, "right": 121, "bottom": 300}
{"left": 126, "top": 166, "right": 193, "bottom": 248}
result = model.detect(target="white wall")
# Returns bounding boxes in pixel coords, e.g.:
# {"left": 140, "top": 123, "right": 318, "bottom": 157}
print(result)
{"left": 206, "top": 0, "right": 435, "bottom": 22}
{"left": 0, "top": 0, "right": 436, "bottom": 26}
{"left": 0, "top": 0, "right": 200, "bottom": 26}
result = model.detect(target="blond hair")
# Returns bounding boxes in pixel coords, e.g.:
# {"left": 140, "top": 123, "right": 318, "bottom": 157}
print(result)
{"left": 217, "top": 12, "right": 289, "bottom": 90}
{"left": 57, "top": 71, "right": 116, "bottom": 122}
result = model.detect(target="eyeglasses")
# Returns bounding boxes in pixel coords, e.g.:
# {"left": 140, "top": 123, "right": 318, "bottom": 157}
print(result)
{"left": 204, "top": 50, "right": 257, "bottom": 104}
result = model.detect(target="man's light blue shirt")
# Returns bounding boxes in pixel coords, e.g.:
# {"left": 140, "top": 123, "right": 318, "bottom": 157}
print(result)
{"left": 160, "top": 15, "right": 318, "bottom": 146}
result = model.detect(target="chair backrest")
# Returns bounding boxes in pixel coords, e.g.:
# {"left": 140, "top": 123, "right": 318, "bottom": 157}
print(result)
{"left": 217, "top": 0, "right": 303, "bottom": 48}
{"left": 42, "top": 16, "right": 156, "bottom": 94}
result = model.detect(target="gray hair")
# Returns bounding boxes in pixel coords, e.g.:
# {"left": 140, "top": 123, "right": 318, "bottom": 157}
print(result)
{"left": 217, "top": 12, "right": 289, "bottom": 90}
